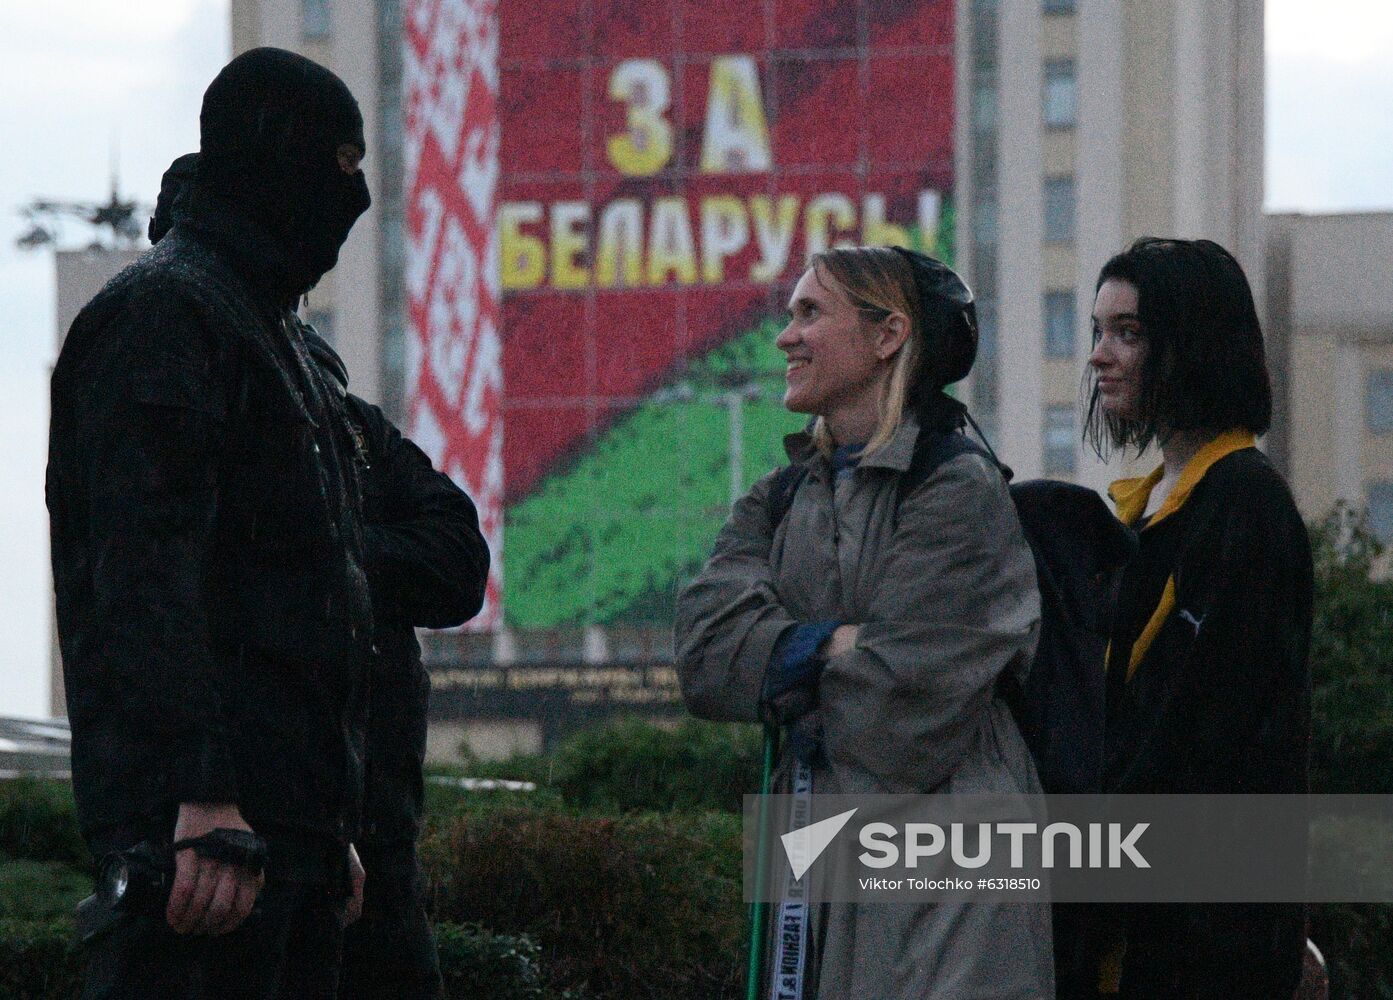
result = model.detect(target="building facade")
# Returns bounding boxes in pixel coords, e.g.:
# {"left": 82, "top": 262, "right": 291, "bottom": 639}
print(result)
{"left": 1267, "top": 211, "right": 1393, "bottom": 540}
{"left": 956, "top": 0, "right": 1265, "bottom": 494}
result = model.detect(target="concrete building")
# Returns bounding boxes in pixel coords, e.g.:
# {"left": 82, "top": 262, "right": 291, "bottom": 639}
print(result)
{"left": 955, "top": 0, "right": 1265, "bottom": 494}
{"left": 1267, "top": 211, "right": 1393, "bottom": 540}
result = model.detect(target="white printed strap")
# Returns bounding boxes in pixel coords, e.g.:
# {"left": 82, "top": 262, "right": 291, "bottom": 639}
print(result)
{"left": 770, "top": 761, "right": 814, "bottom": 1000}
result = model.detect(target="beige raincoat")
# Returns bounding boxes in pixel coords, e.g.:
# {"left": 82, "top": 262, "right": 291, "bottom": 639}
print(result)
{"left": 675, "top": 414, "right": 1053, "bottom": 999}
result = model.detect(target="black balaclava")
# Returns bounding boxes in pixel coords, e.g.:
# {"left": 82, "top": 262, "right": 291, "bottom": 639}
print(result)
{"left": 149, "top": 152, "right": 200, "bottom": 245}
{"left": 195, "top": 47, "right": 370, "bottom": 297}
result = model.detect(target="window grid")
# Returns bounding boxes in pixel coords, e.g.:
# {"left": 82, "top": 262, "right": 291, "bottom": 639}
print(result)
{"left": 1044, "top": 405, "right": 1077, "bottom": 475}
{"left": 1044, "top": 291, "right": 1075, "bottom": 359}
{"left": 1043, "top": 175, "right": 1076, "bottom": 244}
{"left": 1367, "top": 368, "right": 1393, "bottom": 434}
{"left": 302, "top": 0, "right": 331, "bottom": 40}
{"left": 1043, "top": 60, "right": 1077, "bottom": 130}
{"left": 1367, "top": 481, "right": 1393, "bottom": 544}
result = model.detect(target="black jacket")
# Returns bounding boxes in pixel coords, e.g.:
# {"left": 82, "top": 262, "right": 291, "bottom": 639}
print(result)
{"left": 304, "top": 327, "right": 489, "bottom": 847}
{"left": 1101, "top": 439, "right": 1313, "bottom": 997}
{"left": 47, "top": 198, "right": 375, "bottom": 849}
{"left": 1104, "top": 444, "right": 1312, "bottom": 795}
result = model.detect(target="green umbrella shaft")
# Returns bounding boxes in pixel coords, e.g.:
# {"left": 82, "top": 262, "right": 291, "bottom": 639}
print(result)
{"left": 746, "top": 725, "right": 778, "bottom": 1000}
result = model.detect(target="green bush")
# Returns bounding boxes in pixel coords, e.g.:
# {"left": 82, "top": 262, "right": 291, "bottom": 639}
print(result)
{"left": 0, "top": 917, "right": 566, "bottom": 1000}
{"left": 435, "top": 920, "right": 591, "bottom": 999}
{"left": 437, "top": 921, "right": 547, "bottom": 999}
{"left": 1308, "top": 507, "right": 1393, "bottom": 796}
{"left": 434, "top": 717, "right": 763, "bottom": 815}
{"left": 1309, "top": 903, "right": 1393, "bottom": 1000}
{"left": 0, "top": 861, "right": 88, "bottom": 921}
{"left": 0, "top": 780, "right": 88, "bottom": 871}
{"left": 0, "top": 918, "right": 82, "bottom": 1000}
{"left": 424, "top": 806, "right": 744, "bottom": 1000}
{"left": 1305, "top": 509, "right": 1393, "bottom": 996}
{"left": 548, "top": 717, "right": 762, "bottom": 814}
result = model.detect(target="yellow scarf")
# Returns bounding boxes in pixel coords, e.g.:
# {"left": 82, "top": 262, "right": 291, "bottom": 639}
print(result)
{"left": 1104, "top": 429, "right": 1256, "bottom": 682}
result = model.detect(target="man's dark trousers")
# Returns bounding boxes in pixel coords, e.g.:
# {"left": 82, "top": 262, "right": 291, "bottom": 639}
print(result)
{"left": 339, "top": 845, "right": 444, "bottom": 1000}
{"left": 80, "top": 880, "right": 345, "bottom": 1000}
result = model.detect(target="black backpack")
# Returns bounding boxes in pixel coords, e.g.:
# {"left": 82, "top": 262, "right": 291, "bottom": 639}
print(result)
{"left": 767, "top": 431, "right": 1136, "bottom": 794}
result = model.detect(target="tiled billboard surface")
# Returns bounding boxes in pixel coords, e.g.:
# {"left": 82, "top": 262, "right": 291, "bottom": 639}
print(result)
{"left": 412, "top": 0, "right": 955, "bottom": 630}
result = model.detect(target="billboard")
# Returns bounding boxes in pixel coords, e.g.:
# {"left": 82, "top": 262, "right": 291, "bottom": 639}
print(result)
{"left": 408, "top": 0, "right": 955, "bottom": 633}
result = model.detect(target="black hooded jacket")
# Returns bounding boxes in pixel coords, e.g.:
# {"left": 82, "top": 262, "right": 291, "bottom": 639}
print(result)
{"left": 47, "top": 49, "right": 375, "bottom": 850}
{"left": 301, "top": 326, "right": 489, "bottom": 847}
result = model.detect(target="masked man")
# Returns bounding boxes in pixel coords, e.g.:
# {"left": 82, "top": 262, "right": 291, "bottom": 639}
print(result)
{"left": 49, "top": 48, "right": 376, "bottom": 999}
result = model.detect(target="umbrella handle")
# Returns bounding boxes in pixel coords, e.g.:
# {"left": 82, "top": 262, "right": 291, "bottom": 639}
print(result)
{"left": 746, "top": 724, "right": 778, "bottom": 1000}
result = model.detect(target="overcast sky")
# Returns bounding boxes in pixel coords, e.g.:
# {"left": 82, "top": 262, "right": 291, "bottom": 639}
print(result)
{"left": 1, "top": 0, "right": 1390, "bottom": 718}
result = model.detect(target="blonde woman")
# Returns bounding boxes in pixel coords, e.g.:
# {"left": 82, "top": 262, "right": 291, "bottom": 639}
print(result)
{"left": 675, "top": 246, "right": 1052, "bottom": 998}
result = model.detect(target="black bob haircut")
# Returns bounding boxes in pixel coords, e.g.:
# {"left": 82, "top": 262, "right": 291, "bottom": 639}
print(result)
{"left": 1084, "top": 236, "right": 1272, "bottom": 458}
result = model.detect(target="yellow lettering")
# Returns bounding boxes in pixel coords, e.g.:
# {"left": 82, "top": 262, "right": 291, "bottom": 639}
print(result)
{"left": 606, "top": 59, "right": 674, "bottom": 177}
{"left": 699, "top": 195, "right": 750, "bottom": 283}
{"left": 699, "top": 55, "right": 773, "bottom": 174}
{"left": 595, "top": 199, "right": 644, "bottom": 288}
{"left": 917, "top": 189, "right": 942, "bottom": 254}
{"left": 550, "top": 201, "right": 591, "bottom": 289}
{"left": 647, "top": 197, "right": 698, "bottom": 285}
{"left": 805, "top": 193, "right": 857, "bottom": 256}
{"left": 499, "top": 202, "right": 545, "bottom": 290}
{"left": 749, "top": 194, "right": 800, "bottom": 282}
{"left": 861, "top": 194, "right": 911, "bottom": 248}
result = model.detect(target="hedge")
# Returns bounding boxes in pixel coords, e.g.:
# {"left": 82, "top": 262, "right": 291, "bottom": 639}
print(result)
{"left": 439, "top": 717, "right": 764, "bottom": 815}
{"left": 0, "top": 917, "right": 563, "bottom": 1000}
{"left": 0, "top": 779, "right": 89, "bottom": 872}
{"left": 424, "top": 805, "right": 745, "bottom": 999}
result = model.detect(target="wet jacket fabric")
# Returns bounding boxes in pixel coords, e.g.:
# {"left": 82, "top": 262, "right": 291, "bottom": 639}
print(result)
{"left": 302, "top": 329, "right": 481, "bottom": 1000}
{"left": 302, "top": 326, "right": 489, "bottom": 846}
{"left": 675, "top": 413, "right": 1053, "bottom": 999}
{"left": 1103, "top": 433, "right": 1311, "bottom": 796}
{"left": 1094, "top": 432, "right": 1312, "bottom": 998}
{"left": 47, "top": 196, "right": 375, "bottom": 849}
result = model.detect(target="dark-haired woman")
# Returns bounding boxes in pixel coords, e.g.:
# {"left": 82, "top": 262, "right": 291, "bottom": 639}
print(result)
{"left": 674, "top": 247, "right": 1052, "bottom": 998}
{"left": 1079, "top": 237, "right": 1312, "bottom": 998}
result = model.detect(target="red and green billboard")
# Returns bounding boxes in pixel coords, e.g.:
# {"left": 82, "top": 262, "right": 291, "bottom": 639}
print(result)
{"left": 408, "top": 0, "right": 955, "bottom": 631}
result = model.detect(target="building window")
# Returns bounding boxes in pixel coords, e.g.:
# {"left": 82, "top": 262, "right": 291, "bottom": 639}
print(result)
{"left": 1367, "top": 368, "right": 1393, "bottom": 434}
{"left": 305, "top": 308, "right": 335, "bottom": 345}
{"left": 1368, "top": 481, "right": 1393, "bottom": 544}
{"left": 302, "top": 0, "right": 331, "bottom": 40}
{"left": 1044, "top": 291, "right": 1075, "bottom": 358}
{"left": 972, "top": 80, "right": 998, "bottom": 135}
{"left": 1044, "top": 175, "right": 1075, "bottom": 244}
{"left": 1043, "top": 60, "right": 1077, "bottom": 129}
{"left": 976, "top": 299, "right": 999, "bottom": 360}
{"left": 973, "top": 194, "right": 999, "bottom": 248}
{"left": 1044, "top": 0, "right": 1076, "bottom": 14}
{"left": 1044, "top": 405, "right": 1077, "bottom": 475}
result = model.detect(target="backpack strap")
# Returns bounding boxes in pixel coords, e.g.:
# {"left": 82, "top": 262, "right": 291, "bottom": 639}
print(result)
{"left": 767, "top": 462, "right": 810, "bottom": 532}
{"left": 771, "top": 427, "right": 1002, "bottom": 531}
{"left": 893, "top": 431, "right": 998, "bottom": 520}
